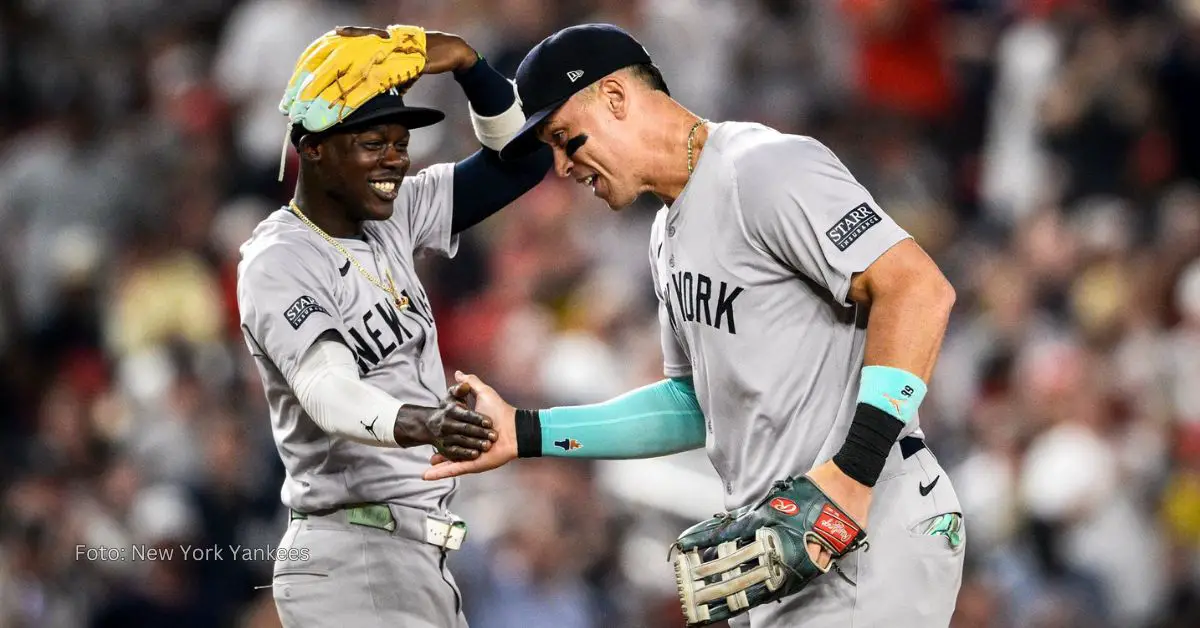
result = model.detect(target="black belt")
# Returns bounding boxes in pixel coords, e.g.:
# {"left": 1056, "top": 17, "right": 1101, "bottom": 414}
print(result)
{"left": 899, "top": 436, "right": 925, "bottom": 459}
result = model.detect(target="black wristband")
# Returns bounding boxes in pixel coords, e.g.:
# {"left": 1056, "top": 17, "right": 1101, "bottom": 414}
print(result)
{"left": 514, "top": 409, "right": 542, "bottom": 458}
{"left": 831, "top": 403, "right": 904, "bottom": 487}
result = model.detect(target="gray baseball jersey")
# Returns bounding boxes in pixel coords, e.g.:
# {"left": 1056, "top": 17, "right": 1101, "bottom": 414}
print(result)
{"left": 238, "top": 162, "right": 459, "bottom": 514}
{"left": 649, "top": 121, "right": 922, "bottom": 510}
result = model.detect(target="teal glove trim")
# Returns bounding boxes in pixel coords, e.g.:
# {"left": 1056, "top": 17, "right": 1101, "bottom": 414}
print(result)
{"left": 540, "top": 377, "right": 705, "bottom": 458}
{"left": 279, "top": 71, "right": 348, "bottom": 132}
{"left": 856, "top": 365, "right": 927, "bottom": 424}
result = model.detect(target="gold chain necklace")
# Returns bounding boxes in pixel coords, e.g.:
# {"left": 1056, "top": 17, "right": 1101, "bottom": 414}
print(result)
{"left": 288, "top": 200, "right": 409, "bottom": 311}
{"left": 687, "top": 118, "right": 708, "bottom": 175}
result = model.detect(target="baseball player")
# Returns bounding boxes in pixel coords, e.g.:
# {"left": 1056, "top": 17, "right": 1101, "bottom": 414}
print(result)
{"left": 426, "top": 24, "right": 965, "bottom": 627}
{"left": 236, "top": 26, "right": 550, "bottom": 628}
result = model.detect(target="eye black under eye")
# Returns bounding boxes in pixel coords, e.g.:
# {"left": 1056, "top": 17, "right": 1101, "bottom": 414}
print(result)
{"left": 565, "top": 134, "right": 587, "bottom": 157}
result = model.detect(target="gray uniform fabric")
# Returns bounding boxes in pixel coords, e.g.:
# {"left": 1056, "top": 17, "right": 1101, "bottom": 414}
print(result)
{"left": 237, "top": 162, "right": 466, "bottom": 625}
{"left": 274, "top": 507, "right": 468, "bottom": 628}
{"left": 650, "top": 122, "right": 964, "bottom": 626}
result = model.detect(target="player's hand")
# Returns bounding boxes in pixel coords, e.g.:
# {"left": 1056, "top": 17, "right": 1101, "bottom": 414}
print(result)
{"left": 327, "top": 27, "right": 474, "bottom": 75}
{"left": 423, "top": 32, "right": 478, "bottom": 75}
{"left": 334, "top": 26, "right": 388, "bottom": 37}
{"left": 404, "top": 381, "right": 497, "bottom": 461}
{"left": 422, "top": 371, "right": 517, "bottom": 480}
{"left": 804, "top": 460, "right": 873, "bottom": 570}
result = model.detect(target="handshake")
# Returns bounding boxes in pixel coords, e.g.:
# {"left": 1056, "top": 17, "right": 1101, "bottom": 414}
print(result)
{"left": 426, "top": 371, "right": 872, "bottom": 627}
{"left": 421, "top": 371, "right": 518, "bottom": 479}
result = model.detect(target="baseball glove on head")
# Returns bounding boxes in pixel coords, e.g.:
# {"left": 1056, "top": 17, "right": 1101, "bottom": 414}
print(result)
{"left": 280, "top": 25, "right": 428, "bottom": 133}
{"left": 671, "top": 476, "right": 867, "bottom": 626}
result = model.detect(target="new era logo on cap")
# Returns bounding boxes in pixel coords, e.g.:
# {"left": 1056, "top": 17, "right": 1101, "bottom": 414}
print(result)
{"left": 500, "top": 23, "right": 656, "bottom": 161}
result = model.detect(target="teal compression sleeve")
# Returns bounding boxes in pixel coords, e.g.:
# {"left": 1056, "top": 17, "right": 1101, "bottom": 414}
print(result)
{"left": 534, "top": 377, "right": 706, "bottom": 458}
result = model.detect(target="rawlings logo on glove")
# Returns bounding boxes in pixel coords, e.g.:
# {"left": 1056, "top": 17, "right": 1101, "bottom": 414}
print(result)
{"left": 814, "top": 504, "right": 860, "bottom": 553}
{"left": 671, "top": 476, "right": 867, "bottom": 626}
{"left": 280, "top": 25, "right": 428, "bottom": 133}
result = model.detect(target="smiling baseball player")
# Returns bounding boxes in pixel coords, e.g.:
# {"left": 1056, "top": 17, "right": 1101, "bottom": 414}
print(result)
{"left": 426, "top": 24, "right": 966, "bottom": 627}
{"left": 236, "top": 25, "right": 549, "bottom": 628}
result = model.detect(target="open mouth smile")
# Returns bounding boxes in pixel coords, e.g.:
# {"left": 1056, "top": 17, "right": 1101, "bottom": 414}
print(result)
{"left": 369, "top": 179, "right": 400, "bottom": 201}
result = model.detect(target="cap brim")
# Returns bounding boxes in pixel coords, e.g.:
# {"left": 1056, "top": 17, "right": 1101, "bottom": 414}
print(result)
{"left": 292, "top": 105, "right": 445, "bottom": 146}
{"left": 499, "top": 96, "right": 569, "bottom": 161}
{"left": 341, "top": 105, "right": 445, "bottom": 131}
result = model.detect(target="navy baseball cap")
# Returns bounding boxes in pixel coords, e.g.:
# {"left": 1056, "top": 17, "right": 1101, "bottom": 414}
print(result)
{"left": 499, "top": 23, "right": 655, "bottom": 161}
{"left": 291, "top": 85, "right": 444, "bottom": 146}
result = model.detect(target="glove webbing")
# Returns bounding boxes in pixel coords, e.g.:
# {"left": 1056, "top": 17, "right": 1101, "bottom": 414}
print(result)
{"left": 328, "top": 40, "right": 424, "bottom": 123}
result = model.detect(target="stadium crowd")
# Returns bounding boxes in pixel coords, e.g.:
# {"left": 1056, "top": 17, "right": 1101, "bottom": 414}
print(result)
{"left": 0, "top": 0, "right": 1198, "bottom": 626}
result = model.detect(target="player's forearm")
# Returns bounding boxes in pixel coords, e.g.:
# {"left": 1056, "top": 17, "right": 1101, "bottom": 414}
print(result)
{"left": 833, "top": 244, "right": 955, "bottom": 487}
{"left": 453, "top": 55, "right": 527, "bottom": 154}
{"left": 448, "top": 54, "right": 552, "bottom": 233}
{"left": 292, "top": 339, "right": 404, "bottom": 447}
{"left": 293, "top": 341, "right": 492, "bottom": 455}
{"left": 860, "top": 269, "right": 955, "bottom": 381}
{"left": 513, "top": 377, "right": 706, "bottom": 459}
{"left": 452, "top": 55, "right": 512, "bottom": 117}
{"left": 450, "top": 147, "right": 551, "bottom": 233}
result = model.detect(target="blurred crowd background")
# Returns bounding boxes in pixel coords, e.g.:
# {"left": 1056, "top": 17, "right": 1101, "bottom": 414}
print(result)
{"left": 1, "top": 0, "right": 1199, "bottom": 626}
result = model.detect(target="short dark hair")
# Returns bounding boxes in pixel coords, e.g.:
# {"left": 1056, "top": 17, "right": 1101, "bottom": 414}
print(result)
{"left": 291, "top": 123, "right": 317, "bottom": 147}
{"left": 627, "top": 63, "right": 669, "bottom": 96}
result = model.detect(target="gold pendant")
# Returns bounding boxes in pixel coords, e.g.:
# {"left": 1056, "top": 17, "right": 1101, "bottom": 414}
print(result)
{"left": 384, "top": 270, "right": 408, "bottom": 310}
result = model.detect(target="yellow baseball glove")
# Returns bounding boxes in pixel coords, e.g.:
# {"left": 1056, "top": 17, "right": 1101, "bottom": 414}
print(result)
{"left": 279, "top": 25, "right": 428, "bottom": 133}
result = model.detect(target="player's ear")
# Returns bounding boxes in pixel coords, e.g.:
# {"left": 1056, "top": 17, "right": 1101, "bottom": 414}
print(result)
{"left": 298, "top": 134, "right": 324, "bottom": 163}
{"left": 598, "top": 75, "right": 628, "bottom": 121}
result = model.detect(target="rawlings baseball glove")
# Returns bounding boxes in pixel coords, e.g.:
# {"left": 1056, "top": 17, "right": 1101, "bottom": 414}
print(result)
{"left": 279, "top": 25, "right": 428, "bottom": 133}
{"left": 671, "top": 476, "right": 867, "bottom": 626}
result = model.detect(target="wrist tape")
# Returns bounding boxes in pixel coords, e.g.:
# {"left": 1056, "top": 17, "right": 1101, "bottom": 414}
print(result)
{"left": 832, "top": 403, "right": 903, "bottom": 487}
{"left": 832, "top": 366, "right": 927, "bottom": 487}
{"left": 469, "top": 81, "right": 525, "bottom": 151}
{"left": 515, "top": 408, "right": 542, "bottom": 458}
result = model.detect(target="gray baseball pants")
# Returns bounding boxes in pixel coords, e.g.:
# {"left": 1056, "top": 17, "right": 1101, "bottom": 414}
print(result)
{"left": 272, "top": 504, "right": 468, "bottom": 628}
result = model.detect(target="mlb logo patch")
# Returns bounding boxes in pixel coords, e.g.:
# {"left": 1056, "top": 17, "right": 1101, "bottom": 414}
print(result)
{"left": 284, "top": 295, "right": 328, "bottom": 330}
{"left": 825, "top": 203, "right": 882, "bottom": 251}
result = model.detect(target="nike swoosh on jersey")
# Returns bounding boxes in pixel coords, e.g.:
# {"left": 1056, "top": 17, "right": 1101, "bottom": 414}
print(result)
{"left": 339, "top": 260, "right": 351, "bottom": 276}
{"left": 919, "top": 475, "right": 940, "bottom": 496}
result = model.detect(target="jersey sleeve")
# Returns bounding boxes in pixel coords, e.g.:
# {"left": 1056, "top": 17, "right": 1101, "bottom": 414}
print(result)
{"left": 734, "top": 136, "right": 910, "bottom": 303}
{"left": 657, "top": 304, "right": 692, "bottom": 378}
{"left": 387, "top": 162, "right": 459, "bottom": 258}
{"left": 237, "top": 245, "right": 347, "bottom": 385}
{"left": 649, "top": 209, "right": 692, "bottom": 378}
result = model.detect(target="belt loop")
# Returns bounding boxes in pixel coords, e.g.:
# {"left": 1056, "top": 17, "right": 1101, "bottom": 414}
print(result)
{"left": 899, "top": 436, "right": 926, "bottom": 459}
